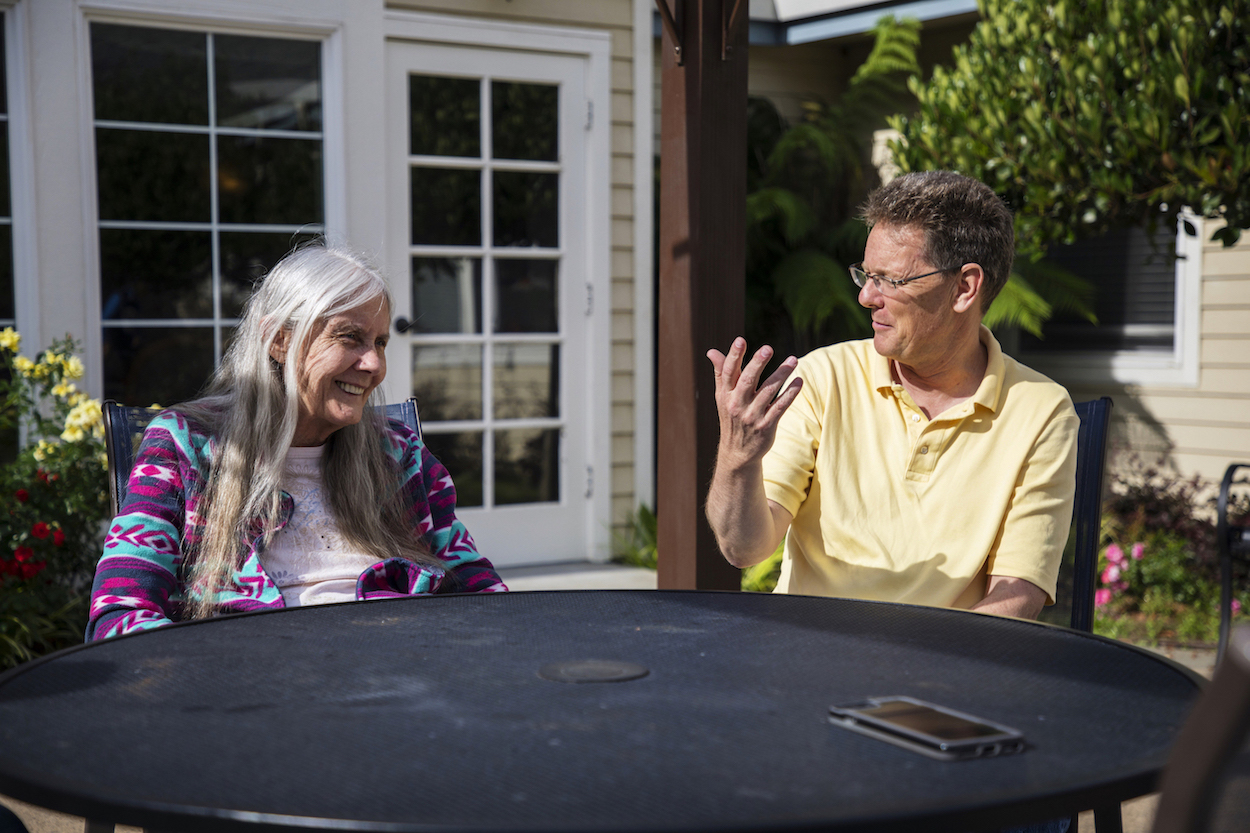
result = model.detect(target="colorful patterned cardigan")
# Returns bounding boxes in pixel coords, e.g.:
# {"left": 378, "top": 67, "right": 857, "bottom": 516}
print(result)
{"left": 86, "top": 410, "right": 506, "bottom": 641}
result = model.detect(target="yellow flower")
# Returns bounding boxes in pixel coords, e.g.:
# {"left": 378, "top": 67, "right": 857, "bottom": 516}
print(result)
{"left": 30, "top": 361, "right": 51, "bottom": 380}
{"left": 33, "top": 440, "right": 55, "bottom": 462}
{"left": 61, "top": 425, "right": 86, "bottom": 443}
{"left": 53, "top": 381, "right": 77, "bottom": 398}
{"left": 62, "top": 398, "right": 104, "bottom": 443}
{"left": 44, "top": 351, "right": 63, "bottom": 366}
{"left": 62, "top": 356, "right": 85, "bottom": 380}
{"left": 12, "top": 355, "right": 34, "bottom": 375}
{"left": 0, "top": 328, "right": 18, "bottom": 352}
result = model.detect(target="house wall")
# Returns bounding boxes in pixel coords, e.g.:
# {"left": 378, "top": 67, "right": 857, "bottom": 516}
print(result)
{"left": 386, "top": 0, "right": 648, "bottom": 533}
{"left": 1060, "top": 228, "right": 1250, "bottom": 486}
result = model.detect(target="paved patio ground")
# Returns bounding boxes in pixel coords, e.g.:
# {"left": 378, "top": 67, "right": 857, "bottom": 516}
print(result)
{"left": 1, "top": 561, "right": 1216, "bottom": 833}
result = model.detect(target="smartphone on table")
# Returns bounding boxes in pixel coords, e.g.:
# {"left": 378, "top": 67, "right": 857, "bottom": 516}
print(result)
{"left": 828, "top": 695, "right": 1026, "bottom": 761}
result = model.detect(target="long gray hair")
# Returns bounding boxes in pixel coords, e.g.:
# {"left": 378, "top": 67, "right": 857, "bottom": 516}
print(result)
{"left": 176, "top": 244, "right": 439, "bottom": 620}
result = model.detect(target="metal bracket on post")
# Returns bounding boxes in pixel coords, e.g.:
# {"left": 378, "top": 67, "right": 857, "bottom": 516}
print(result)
{"left": 655, "top": 0, "right": 683, "bottom": 65}
{"left": 722, "top": 0, "right": 745, "bottom": 60}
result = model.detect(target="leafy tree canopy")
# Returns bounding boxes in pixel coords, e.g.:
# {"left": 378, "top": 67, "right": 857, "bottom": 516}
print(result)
{"left": 891, "top": 0, "right": 1250, "bottom": 251}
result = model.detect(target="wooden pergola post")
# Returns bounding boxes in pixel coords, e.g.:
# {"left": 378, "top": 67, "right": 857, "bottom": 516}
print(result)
{"left": 655, "top": 0, "right": 748, "bottom": 590}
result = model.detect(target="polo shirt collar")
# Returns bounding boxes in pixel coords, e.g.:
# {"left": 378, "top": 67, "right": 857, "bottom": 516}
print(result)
{"left": 872, "top": 324, "right": 1006, "bottom": 414}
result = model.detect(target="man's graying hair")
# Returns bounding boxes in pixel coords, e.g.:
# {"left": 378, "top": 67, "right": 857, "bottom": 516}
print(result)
{"left": 860, "top": 171, "right": 1014, "bottom": 310}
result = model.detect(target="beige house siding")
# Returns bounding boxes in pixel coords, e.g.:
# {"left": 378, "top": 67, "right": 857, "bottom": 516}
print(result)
{"left": 386, "top": 0, "right": 645, "bottom": 533}
{"left": 1058, "top": 228, "right": 1250, "bottom": 486}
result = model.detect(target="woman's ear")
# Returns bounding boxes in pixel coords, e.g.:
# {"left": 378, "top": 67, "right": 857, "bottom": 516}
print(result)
{"left": 269, "top": 326, "right": 290, "bottom": 365}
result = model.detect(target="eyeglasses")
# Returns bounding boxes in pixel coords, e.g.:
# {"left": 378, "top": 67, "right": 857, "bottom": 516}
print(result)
{"left": 849, "top": 262, "right": 950, "bottom": 293}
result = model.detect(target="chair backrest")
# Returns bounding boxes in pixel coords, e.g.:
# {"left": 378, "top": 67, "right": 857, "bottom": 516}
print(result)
{"left": 103, "top": 398, "right": 422, "bottom": 518}
{"left": 1040, "top": 397, "right": 1114, "bottom": 632}
{"left": 1152, "top": 624, "right": 1250, "bottom": 833}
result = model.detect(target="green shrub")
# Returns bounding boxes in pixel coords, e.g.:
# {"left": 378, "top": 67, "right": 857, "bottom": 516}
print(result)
{"left": 0, "top": 330, "right": 109, "bottom": 667}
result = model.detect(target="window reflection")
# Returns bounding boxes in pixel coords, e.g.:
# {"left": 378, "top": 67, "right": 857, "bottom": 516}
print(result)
{"left": 495, "top": 428, "right": 559, "bottom": 505}
{"left": 422, "top": 431, "right": 483, "bottom": 508}
{"left": 493, "top": 171, "right": 557, "bottom": 247}
{"left": 99, "top": 229, "right": 213, "bottom": 320}
{"left": 409, "top": 75, "right": 480, "bottom": 158}
{"left": 215, "top": 35, "right": 321, "bottom": 131}
{"left": 411, "top": 344, "right": 483, "bottom": 421}
{"left": 491, "top": 81, "right": 557, "bottom": 162}
{"left": 103, "top": 327, "right": 215, "bottom": 407}
{"left": 96, "top": 129, "right": 211, "bottom": 222}
{"left": 493, "top": 343, "right": 559, "bottom": 419}
{"left": 91, "top": 24, "right": 208, "bottom": 124}
{"left": 495, "top": 260, "right": 557, "bottom": 333}
{"left": 412, "top": 257, "right": 482, "bottom": 334}
{"left": 411, "top": 167, "right": 481, "bottom": 246}
{"left": 219, "top": 231, "right": 318, "bottom": 318}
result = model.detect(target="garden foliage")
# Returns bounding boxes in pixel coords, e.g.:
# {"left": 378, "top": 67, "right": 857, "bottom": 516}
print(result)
{"left": 893, "top": 0, "right": 1250, "bottom": 251}
{"left": 1, "top": 329, "right": 110, "bottom": 667}
{"left": 1095, "top": 461, "right": 1250, "bottom": 643}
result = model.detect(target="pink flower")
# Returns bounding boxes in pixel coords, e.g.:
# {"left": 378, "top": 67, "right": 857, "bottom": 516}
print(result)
{"left": 1234, "top": 599, "right": 1243, "bottom": 616}
{"left": 1095, "top": 589, "right": 1112, "bottom": 607}
{"left": 1131, "top": 543, "right": 1145, "bottom": 561}
{"left": 1105, "top": 544, "right": 1126, "bottom": 566}
{"left": 1102, "top": 564, "right": 1121, "bottom": 584}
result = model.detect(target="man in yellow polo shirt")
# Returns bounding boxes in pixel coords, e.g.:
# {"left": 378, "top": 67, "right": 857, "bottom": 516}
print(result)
{"left": 705, "top": 171, "right": 1078, "bottom": 618}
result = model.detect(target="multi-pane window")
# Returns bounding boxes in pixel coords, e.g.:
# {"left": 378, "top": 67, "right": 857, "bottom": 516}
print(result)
{"left": 0, "top": 29, "right": 12, "bottom": 333}
{"left": 90, "top": 23, "right": 322, "bottom": 406}
{"left": 1021, "top": 222, "right": 1181, "bottom": 354}
{"left": 404, "top": 75, "right": 562, "bottom": 508}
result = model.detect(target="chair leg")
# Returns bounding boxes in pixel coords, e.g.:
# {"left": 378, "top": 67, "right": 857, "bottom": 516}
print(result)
{"left": 84, "top": 820, "right": 114, "bottom": 833}
{"left": 1091, "top": 803, "right": 1123, "bottom": 833}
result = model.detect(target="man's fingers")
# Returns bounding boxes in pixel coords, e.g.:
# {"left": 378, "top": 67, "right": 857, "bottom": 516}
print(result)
{"left": 766, "top": 377, "right": 803, "bottom": 421}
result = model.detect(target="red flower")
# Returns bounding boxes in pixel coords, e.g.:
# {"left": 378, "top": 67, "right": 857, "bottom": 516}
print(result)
{"left": 14, "top": 545, "right": 33, "bottom": 563}
{"left": 19, "top": 561, "right": 46, "bottom": 580}
{"left": 14, "top": 489, "right": 28, "bottom": 502}
{"left": 36, "top": 469, "right": 49, "bottom": 483}
{"left": 52, "top": 529, "right": 65, "bottom": 546}
{"left": 31, "top": 522, "right": 50, "bottom": 539}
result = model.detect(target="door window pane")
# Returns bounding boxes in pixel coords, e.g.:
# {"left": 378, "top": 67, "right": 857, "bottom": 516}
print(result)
{"left": 215, "top": 35, "right": 321, "bottom": 131}
{"left": 422, "top": 431, "right": 483, "bottom": 508}
{"left": 494, "top": 428, "right": 559, "bottom": 505}
{"left": 103, "top": 327, "right": 215, "bottom": 407}
{"left": 412, "top": 344, "right": 482, "bottom": 421}
{"left": 409, "top": 75, "right": 480, "bottom": 158}
{"left": 412, "top": 257, "right": 482, "bottom": 334}
{"left": 91, "top": 24, "right": 208, "bottom": 124}
{"left": 493, "top": 343, "right": 559, "bottom": 419}
{"left": 411, "top": 168, "right": 481, "bottom": 245}
{"left": 491, "top": 82, "right": 557, "bottom": 162}
{"left": 99, "top": 229, "right": 212, "bottom": 320}
{"left": 493, "top": 171, "right": 557, "bottom": 247}
{"left": 0, "top": 227, "right": 12, "bottom": 321}
{"left": 495, "top": 260, "right": 557, "bottom": 333}
{"left": 217, "top": 135, "right": 322, "bottom": 224}
{"left": 96, "top": 129, "right": 211, "bottom": 222}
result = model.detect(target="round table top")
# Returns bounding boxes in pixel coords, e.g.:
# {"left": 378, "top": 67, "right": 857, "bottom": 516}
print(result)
{"left": 0, "top": 590, "right": 1202, "bottom": 833}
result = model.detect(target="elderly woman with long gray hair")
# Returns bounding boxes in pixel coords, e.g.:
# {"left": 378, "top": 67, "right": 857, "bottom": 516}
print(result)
{"left": 86, "top": 245, "right": 505, "bottom": 640}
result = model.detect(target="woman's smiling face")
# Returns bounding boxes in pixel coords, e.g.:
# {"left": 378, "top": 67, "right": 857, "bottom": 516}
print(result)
{"left": 279, "top": 297, "right": 391, "bottom": 446}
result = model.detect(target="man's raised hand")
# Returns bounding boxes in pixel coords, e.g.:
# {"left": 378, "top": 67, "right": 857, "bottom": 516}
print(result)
{"left": 706, "top": 337, "right": 802, "bottom": 467}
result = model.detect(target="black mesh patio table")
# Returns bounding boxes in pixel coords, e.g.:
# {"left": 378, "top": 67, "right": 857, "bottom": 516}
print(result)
{"left": 0, "top": 590, "right": 1202, "bottom": 833}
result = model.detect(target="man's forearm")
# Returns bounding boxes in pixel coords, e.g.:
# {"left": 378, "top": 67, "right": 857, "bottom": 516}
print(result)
{"left": 705, "top": 454, "right": 790, "bottom": 568}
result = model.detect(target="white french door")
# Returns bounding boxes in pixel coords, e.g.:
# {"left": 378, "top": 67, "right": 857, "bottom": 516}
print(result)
{"left": 385, "top": 39, "right": 592, "bottom": 567}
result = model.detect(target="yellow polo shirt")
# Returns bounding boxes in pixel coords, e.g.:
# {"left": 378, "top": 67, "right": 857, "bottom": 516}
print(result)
{"left": 762, "top": 326, "right": 1078, "bottom": 608}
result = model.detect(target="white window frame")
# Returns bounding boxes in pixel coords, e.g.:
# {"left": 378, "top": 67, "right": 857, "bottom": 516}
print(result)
{"left": 17, "top": 0, "right": 383, "bottom": 397}
{"left": 1016, "top": 211, "right": 1203, "bottom": 388}
{"left": 383, "top": 9, "right": 613, "bottom": 562}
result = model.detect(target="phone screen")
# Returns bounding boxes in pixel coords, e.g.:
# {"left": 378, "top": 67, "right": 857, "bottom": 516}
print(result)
{"left": 850, "top": 699, "right": 1006, "bottom": 741}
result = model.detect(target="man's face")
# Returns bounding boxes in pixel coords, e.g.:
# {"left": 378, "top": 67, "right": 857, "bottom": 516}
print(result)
{"left": 857, "top": 222, "right": 959, "bottom": 371}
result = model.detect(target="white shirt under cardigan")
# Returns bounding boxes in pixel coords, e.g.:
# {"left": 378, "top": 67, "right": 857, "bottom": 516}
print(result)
{"left": 261, "top": 445, "right": 379, "bottom": 607}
